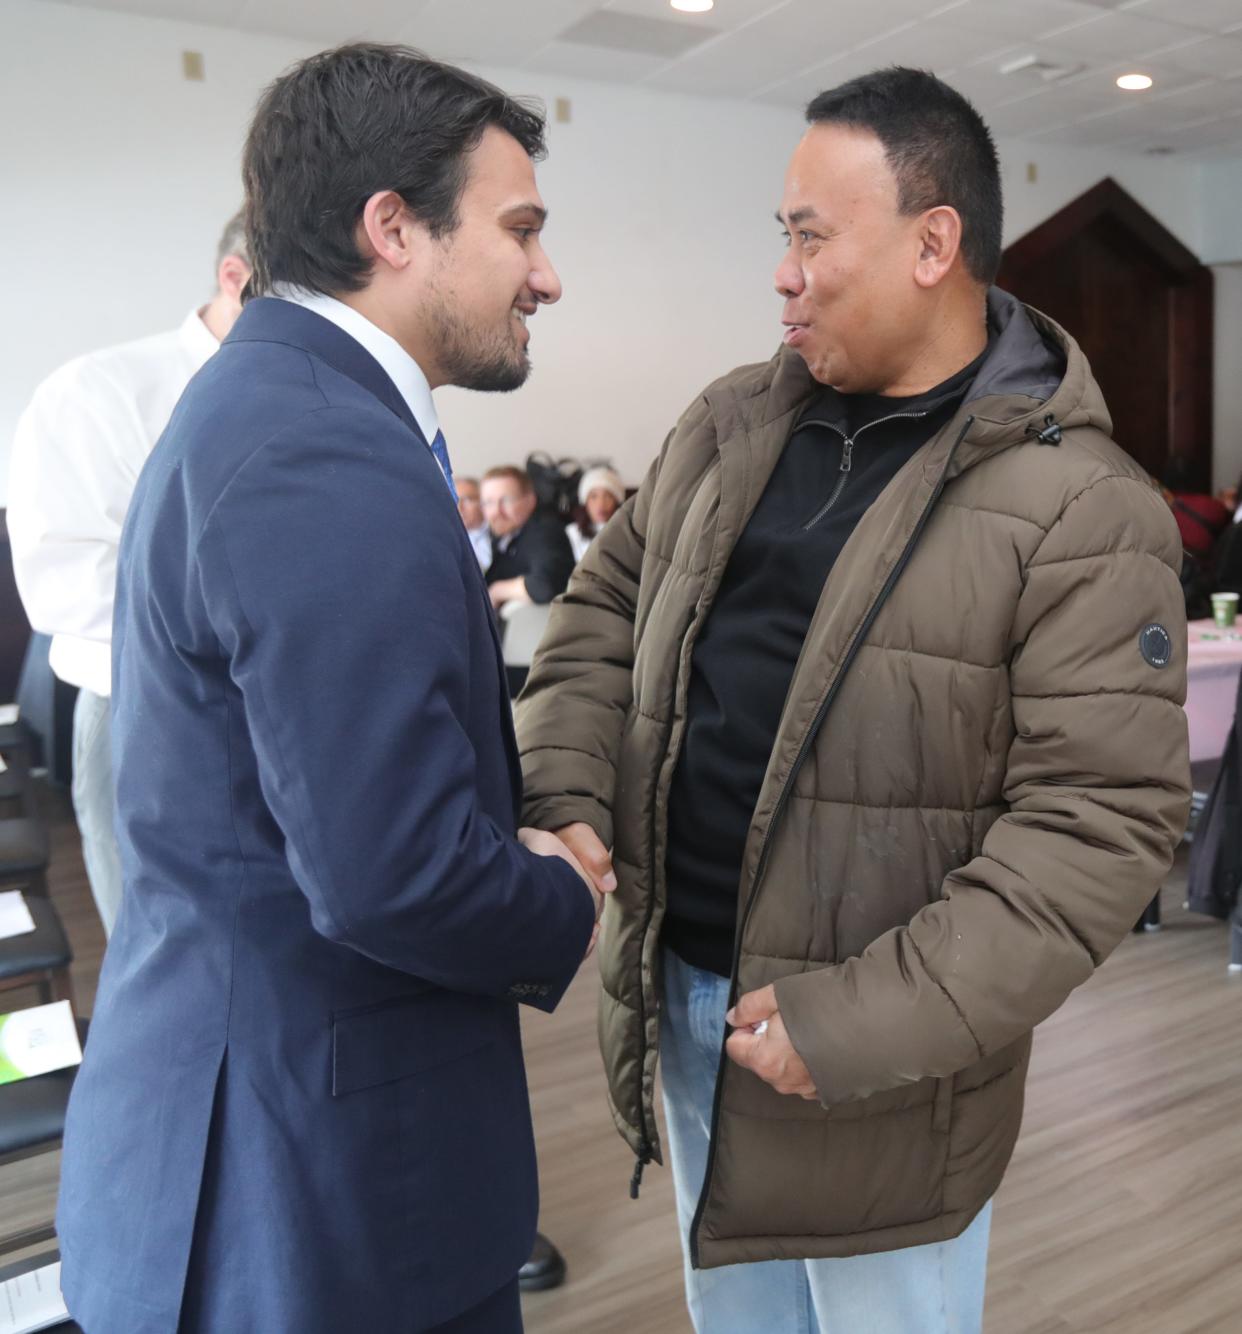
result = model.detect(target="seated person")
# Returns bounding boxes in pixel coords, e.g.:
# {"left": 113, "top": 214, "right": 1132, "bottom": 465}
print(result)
{"left": 1168, "top": 489, "right": 1232, "bottom": 561}
{"left": 1161, "top": 458, "right": 1233, "bottom": 561}
{"left": 1221, "top": 475, "right": 1240, "bottom": 523}
{"left": 566, "top": 466, "right": 625, "bottom": 562}
{"left": 456, "top": 475, "right": 492, "bottom": 571}
{"left": 482, "top": 466, "right": 574, "bottom": 610}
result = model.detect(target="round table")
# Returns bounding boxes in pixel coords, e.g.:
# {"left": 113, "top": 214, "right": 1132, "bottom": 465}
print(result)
{"left": 1185, "top": 619, "right": 1242, "bottom": 763}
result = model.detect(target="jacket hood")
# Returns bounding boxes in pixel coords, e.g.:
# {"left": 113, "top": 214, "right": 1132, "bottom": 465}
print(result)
{"left": 701, "top": 288, "right": 1113, "bottom": 473}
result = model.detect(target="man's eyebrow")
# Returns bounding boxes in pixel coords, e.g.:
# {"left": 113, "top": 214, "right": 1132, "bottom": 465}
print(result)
{"left": 500, "top": 202, "right": 548, "bottom": 225}
{"left": 776, "top": 206, "right": 821, "bottom": 227}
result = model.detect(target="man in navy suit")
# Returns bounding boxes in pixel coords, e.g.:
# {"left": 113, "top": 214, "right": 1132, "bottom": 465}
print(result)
{"left": 57, "top": 44, "right": 601, "bottom": 1334}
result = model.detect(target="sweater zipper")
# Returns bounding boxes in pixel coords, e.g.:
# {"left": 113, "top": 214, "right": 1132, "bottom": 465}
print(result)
{"left": 800, "top": 409, "right": 935, "bottom": 532}
{"left": 686, "top": 415, "right": 974, "bottom": 1269}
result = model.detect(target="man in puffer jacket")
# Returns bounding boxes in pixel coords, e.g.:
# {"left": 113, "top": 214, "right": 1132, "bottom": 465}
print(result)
{"left": 516, "top": 67, "right": 1190, "bottom": 1334}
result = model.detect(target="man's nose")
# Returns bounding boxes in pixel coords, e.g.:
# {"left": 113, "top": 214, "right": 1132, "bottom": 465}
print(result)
{"left": 531, "top": 243, "right": 563, "bottom": 306}
{"left": 775, "top": 253, "right": 804, "bottom": 299}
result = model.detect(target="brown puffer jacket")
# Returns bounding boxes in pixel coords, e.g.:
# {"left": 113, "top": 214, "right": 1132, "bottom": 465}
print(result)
{"left": 516, "top": 291, "right": 1191, "bottom": 1269}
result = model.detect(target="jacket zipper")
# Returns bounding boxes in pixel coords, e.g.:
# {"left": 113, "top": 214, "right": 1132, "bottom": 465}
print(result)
{"left": 800, "top": 408, "right": 936, "bottom": 532}
{"left": 630, "top": 471, "right": 736, "bottom": 1196}
{"left": 628, "top": 789, "right": 661, "bottom": 1195}
{"left": 686, "top": 415, "right": 974, "bottom": 1268}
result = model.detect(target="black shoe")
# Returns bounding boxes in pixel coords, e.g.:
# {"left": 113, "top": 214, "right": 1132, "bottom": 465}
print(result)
{"left": 518, "top": 1231, "right": 567, "bottom": 1292}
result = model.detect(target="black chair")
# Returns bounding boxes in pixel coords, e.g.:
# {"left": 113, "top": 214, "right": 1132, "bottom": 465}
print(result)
{"left": 0, "top": 894, "right": 73, "bottom": 1012}
{"left": 0, "top": 767, "right": 31, "bottom": 820}
{"left": 15, "top": 634, "right": 78, "bottom": 786}
{"left": 0, "top": 743, "right": 38, "bottom": 820}
{"left": 0, "top": 820, "right": 51, "bottom": 897}
{"left": 0, "top": 719, "right": 34, "bottom": 760}
{"left": 0, "top": 1019, "right": 87, "bottom": 1261}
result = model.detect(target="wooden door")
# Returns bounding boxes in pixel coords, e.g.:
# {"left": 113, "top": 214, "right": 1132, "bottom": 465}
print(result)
{"left": 997, "top": 179, "right": 1213, "bottom": 489}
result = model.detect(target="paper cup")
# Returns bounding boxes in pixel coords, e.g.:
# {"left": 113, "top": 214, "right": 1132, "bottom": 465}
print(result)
{"left": 1211, "top": 591, "right": 1239, "bottom": 628}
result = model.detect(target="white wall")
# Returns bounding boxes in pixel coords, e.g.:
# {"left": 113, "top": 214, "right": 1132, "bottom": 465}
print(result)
{"left": 1000, "top": 139, "right": 1205, "bottom": 258}
{"left": 1, "top": 0, "right": 1235, "bottom": 498}
{"left": 0, "top": 0, "right": 796, "bottom": 496}
{"left": 1201, "top": 156, "right": 1242, "bottom": 266}
{"left": 1202, "top": 159, "right": 1242, "bottom": 489}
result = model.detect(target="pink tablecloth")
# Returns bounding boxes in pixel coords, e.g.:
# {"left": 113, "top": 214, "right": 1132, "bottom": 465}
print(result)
{"left": 1186, "top": 618, "right": 1242, "bottom": 763}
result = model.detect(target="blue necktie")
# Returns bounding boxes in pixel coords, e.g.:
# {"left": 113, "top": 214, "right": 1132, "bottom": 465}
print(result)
{"left": 429, "top": 429, "right": 457, "bottom": 503}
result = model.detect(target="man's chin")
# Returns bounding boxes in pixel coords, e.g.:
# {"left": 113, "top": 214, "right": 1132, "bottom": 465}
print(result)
{"left": 795, "top": 346, "right": 833, "bottom": 386}
{"left": 798, "top": 347, "right": 856, "bottom": 392}
{"left": 454, "top": 351, "right": 530, "bottom": 394}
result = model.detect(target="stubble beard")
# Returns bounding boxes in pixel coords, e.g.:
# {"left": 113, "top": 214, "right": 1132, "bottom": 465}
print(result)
{"left": 426, "top": 288, "right": 531, "bottom": 394}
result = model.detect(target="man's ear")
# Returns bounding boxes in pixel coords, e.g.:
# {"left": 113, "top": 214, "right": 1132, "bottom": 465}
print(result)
{"left": 358, "top": 190, "right": 433, "bottom": 276}
{"left": 913, "top": 205, "right": 964, "bottom": 290}
{"left": 216, "top": 255, "right": 251, "bottom": 305}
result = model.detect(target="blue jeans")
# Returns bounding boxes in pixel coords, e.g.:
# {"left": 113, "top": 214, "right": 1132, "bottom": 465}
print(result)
{"left": 72, "top": 688, "right": 123, "bottom": 937}
{"left": 659, "top": 948, "right": 991, "bottom": 1334}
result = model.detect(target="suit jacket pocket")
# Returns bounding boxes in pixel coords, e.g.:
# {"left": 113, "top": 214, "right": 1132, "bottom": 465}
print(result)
{"left": 331, "top": 989, "right": 507, "bottom": 1096}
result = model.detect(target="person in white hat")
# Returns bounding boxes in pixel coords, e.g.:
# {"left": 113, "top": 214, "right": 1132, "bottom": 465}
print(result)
{"left": 567, "top": 465, "right": 626, "bottom": 562}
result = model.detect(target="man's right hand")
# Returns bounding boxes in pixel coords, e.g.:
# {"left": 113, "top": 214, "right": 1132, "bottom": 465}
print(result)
{"left": 553, "top": 822, "right": 617, "bottom": 895}
{"left": 518, "top": 826, "right": 604, "bottom": 959}
{"left": 552, "top": 823, "right": 617, "bottom": 960}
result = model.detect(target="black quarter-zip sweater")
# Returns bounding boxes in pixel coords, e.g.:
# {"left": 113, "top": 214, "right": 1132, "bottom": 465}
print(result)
{"left": 663, "top": 345, "right": 990, "bottom": 977}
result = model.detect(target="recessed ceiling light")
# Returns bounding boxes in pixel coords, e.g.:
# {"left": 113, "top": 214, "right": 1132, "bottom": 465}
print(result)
{"left": 671, "top": 0, "right": 714, "bottom": 11}
{"left": 1117, "top": 73, "right": 1153, "bottom": 91}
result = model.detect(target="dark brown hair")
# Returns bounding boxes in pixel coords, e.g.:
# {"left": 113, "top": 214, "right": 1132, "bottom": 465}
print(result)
{"left": 242, "top": 43, "right": 547, "bottom": 298}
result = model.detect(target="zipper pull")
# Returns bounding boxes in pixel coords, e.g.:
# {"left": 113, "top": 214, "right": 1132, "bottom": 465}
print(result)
{"left": 629, "top": 1145, "right": 652, "bottom": 1199}
{"left": 840, "top": 438, "right": 854, "bottom": 473}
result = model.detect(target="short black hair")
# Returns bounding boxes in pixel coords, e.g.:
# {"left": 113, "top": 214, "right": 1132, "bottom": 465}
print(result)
{"left": 806, "top": 67, "right": 1003, "bottom": 285}
{"left": 243, "top": 43, "right": 547, "bottom": 298}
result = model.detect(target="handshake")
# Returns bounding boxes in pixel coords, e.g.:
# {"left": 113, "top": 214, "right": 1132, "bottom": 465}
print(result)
{"left": 519, "top": 822, "right": 617, "bottom": 958}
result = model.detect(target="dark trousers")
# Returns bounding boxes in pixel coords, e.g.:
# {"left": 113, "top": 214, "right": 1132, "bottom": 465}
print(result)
{"left": 427, "top": 1278, "right": 522, "bottom": 1333}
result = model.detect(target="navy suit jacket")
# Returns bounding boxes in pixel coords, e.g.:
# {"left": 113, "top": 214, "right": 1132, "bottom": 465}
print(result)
{"left": 56, "top": 298, "right": 595, "bottom": 1333}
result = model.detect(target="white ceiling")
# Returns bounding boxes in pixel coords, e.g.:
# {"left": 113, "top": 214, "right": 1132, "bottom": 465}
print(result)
{"left": 45, "top": 0, "right": 1242, "bottom": 156}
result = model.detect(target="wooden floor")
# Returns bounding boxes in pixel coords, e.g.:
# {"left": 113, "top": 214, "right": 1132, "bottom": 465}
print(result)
{"left": 8, "top": 788, "right": 1242, "bottom": 1332}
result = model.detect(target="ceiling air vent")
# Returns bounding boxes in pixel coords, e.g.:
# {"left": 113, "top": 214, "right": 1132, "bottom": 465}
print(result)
{"left": 999, "top": 53, "right": 1085, "bottom": 83}
{"left": 556, "top": 9, "right": 719, "bottom": 58}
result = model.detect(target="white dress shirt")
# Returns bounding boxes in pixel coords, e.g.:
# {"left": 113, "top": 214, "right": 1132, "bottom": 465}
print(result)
{"left": 8, "top": 310, "right": 219, "bottom": 697}
{"left": 468, "top": 523, "right": 493, "bottom": 572}
{"left": 566, "top": 522, "right": 593, "bottom": 564}
{"left": 272, "top": 288, "right": 448, "bottom": 486}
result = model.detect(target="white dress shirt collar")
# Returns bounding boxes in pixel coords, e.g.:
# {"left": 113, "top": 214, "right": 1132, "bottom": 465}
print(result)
{"left": 271, "top": 287, "right": 441, "bottom": 448}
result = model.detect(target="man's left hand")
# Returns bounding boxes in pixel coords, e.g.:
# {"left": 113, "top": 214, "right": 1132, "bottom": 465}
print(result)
{"left": 489, "top": 576, "right": 530, "bottom": 610}
{"left": 725, "top": 984, "right": 818, "bottom": 1101}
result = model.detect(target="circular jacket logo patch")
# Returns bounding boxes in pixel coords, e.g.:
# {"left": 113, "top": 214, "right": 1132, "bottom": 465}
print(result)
{"left": 1139, "top": 623, "right": 1172, "bottom": 669}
